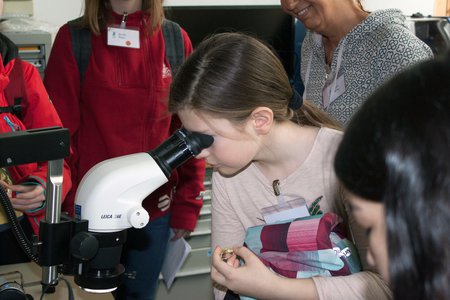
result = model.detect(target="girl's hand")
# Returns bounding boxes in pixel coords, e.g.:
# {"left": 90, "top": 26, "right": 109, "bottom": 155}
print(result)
{"left": 211, "top": 246, "right": 278, "bottom": 299}
{"left": 171, "top": 228, "right": 192, "bottom": 240}
{"left": 8, "top": 184, "right": 45, "bottom": 212}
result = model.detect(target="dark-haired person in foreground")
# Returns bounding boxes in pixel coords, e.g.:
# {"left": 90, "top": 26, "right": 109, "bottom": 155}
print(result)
{"left": 334, "top": 53, "right": 450, "bottom": 300}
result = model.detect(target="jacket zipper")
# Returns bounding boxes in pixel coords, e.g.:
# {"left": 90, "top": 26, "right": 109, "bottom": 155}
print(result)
{"left": 3, "top": 115, "right": 20, "bottom": 131}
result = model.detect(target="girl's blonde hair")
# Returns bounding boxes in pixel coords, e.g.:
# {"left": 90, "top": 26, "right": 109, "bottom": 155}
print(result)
{"left": 169, "top": 32, "right": 341, "bottom": 130}
{"left": 80, "top": 0, "right": 164, "bottom": 35}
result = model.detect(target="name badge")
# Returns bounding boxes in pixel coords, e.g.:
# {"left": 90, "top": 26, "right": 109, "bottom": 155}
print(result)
{"left": 332, "top": 74, "right": 346, "bottom": 101}
{"left": 107, "top": 26, "right": 140, "bottom": 49}
{"left": 323, "top": 74, "right": 345, "bottom": 108}
{"left": 261, "top": 198, "right": 310, "bottom": 224}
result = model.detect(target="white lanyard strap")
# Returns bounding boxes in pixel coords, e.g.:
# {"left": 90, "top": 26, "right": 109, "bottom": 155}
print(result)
{"left": 303, "top": 33, "right": 346, "bottom": 107}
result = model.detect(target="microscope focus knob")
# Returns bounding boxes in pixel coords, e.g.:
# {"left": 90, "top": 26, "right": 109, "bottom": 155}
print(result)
{"left": 129, "top": 208, "right": 150, "bottom": 229}
{"left": 71, "top": 232, "right": 99, "bottom": 261}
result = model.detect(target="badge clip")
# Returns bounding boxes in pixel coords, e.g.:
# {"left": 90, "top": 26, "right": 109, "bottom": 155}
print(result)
{"left": 120, "top": 12, "right": 128, "bottom": 29}
{"left": 259, "top": 180, "right": 310, "bottom": 224}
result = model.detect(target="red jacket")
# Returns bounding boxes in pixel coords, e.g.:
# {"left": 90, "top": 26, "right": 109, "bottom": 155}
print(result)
{"left": 44, "top": 11, "right": 205, "bottom": 231}
{"left": 0, "top": 53, "right": 72, "bottom": 234}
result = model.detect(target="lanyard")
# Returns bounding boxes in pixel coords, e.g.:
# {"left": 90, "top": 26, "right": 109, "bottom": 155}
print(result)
{"left": 120, "top": 12, "right": 128, "bottom": 28}
{"left": 302, "top": 34, "right": 322, "bottom": 102}
{"left": 303, "top": 33, "right": 346, "bottom": 107}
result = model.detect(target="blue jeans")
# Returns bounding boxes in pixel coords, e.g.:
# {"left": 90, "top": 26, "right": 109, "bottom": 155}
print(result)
{"left": 114, "top": 214, "right": 171, "bottom": 300}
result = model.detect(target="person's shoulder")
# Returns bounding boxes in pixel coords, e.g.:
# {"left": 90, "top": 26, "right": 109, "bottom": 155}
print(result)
{"left": 303, "top": 127, "right": 342, "bottom": 169}
{"left": 179, "top": 25, "right": 193, "bottom": 51}
{"left": 161, "top": 19, "right": 193, "bottom": 55}
{"left": 352, "top": 9, "right": 409, "bottom": 41}
{"left": 316, "top": 127, "right": 343, "bottom": 148}
{"left": 45, "top": 23, "right": 71, "bottom": 52}
{"left": 20, "top": 58, "right": 40, "bottom": 76}
{"left": 319, "top": 127, "right": 343, "bottom": 138}
{"left": 362, "top": 10, "right": 418, "bottom": 41}
{"left": 161, "top": 19, "right": 187, "bottom": 38}
{"left": 350, "top": 9, "right": 433, "bottom": 58}
{"left": 1, "top": 56, "right": 40, "bottom": 83}
{"left": 49, "top": 22, "right": 78, "bottom": 56}
{"left": 171, "top": 19, "right": 193, "bottom": 54}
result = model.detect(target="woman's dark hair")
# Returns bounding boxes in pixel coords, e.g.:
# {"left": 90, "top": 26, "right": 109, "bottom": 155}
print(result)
{"left": 169, "top": 32, "right": 340, "bottom": 130}
{"left": 335, "top": 54, "right": 450, "bottom": 300}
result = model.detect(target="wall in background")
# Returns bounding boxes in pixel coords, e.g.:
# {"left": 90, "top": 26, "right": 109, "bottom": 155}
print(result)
{"left": 434, "top": 0, "right": 450, "bottom": 15}
{"left": 164, "top": 1, "right": 435, "bottom": 15}
{"left": 33, "top": 0, "right": 83, "bottom": 27}
{"left": 364, "top": 0, "right": 434, "bottom": 16}
{"left": 32, "top": 0, "right": 436, "bottom": 29}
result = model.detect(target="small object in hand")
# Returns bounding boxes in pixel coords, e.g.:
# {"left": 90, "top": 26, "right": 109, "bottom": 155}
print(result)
{"left": 219, "top": 248, "right": 234, "bottom": 262}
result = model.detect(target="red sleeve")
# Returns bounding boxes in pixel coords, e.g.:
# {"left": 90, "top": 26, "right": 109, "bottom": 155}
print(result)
{"left": 181, "top": 28, "right": 194, "bottom": 58}
{"left": 168, "top": 30, "right": 206, "bottom": 231}
{"left": 168, "top": 115, "right": 206, "bottom": 231}
{"left": 19, "top": 60, "right": 72, "bottom": 219}
{"left": 44, "top": 24, "right": 82, "bottom": 206}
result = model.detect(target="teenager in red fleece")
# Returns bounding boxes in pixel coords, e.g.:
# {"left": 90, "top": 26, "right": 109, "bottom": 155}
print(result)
{"left": 44, "top": 0, "right": 206, "bottom": 299}
{"left": 0, "top": 32, "right": 72, "bottom": 265}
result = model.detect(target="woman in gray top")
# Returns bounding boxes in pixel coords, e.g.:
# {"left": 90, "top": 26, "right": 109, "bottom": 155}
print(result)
{"left": 281, "top": 0, "right": 433, "bottom": 125}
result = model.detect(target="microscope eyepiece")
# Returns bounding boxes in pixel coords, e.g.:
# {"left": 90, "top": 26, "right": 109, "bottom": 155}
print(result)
{"left": 178, "top": 128, "right": 214, "bottom": 155}
{"left": 149, "top": 128, "right": 213, "bottom": 177}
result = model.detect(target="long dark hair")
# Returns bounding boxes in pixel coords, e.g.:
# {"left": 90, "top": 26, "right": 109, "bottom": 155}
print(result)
{"left": 169, "top": 32, "right": 340, "bottom": 130}
{"left": 335, "top": 54, "right": 450, "bottom": 300}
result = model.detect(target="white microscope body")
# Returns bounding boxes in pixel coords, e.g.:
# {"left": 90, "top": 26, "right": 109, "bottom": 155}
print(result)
{"left": 75, "top": 153, "right": 166, "bottom": 233}
{"left": 71, "top": 128, "right": 213, "bottom": 292}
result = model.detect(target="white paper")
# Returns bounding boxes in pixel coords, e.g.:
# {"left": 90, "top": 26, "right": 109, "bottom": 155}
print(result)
{"left": 160, "top": 231, "right": 192, "bottom": 289}
{"left": 262, "top": 198, "right": 310, "bottom": 224}
{"left": 263, "top": 205, "right": 310, "bottom": 224}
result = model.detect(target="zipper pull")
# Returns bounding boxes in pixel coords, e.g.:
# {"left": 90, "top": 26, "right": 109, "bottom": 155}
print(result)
{"left": 120, "top": 12, "right": 128, "bottom": 28}
{"left": 272, "top": 179, "right": 286, "bottom": 205}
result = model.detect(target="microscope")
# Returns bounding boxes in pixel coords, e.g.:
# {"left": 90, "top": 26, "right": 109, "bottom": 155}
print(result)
{"left": 0, "top": 126, "right": 213, "bottom": 296}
